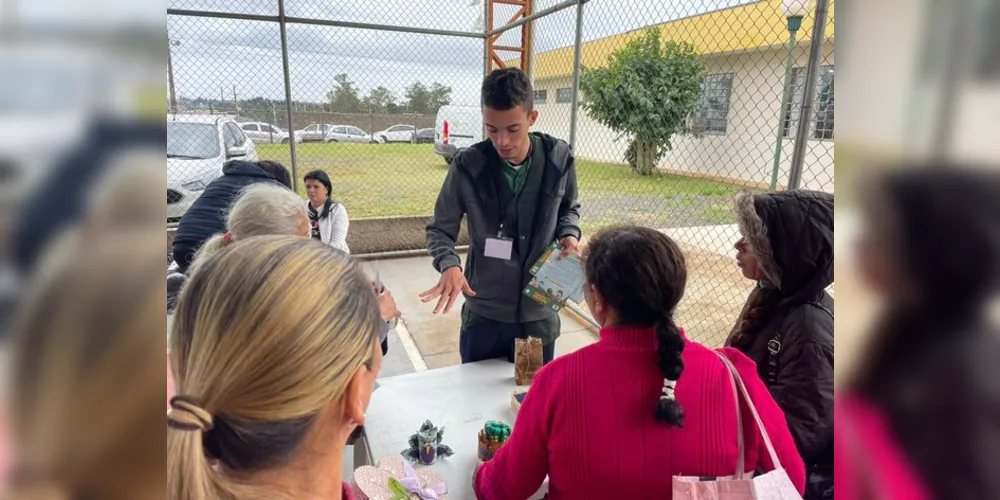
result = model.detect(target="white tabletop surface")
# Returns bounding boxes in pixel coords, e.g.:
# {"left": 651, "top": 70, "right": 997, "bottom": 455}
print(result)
{"left": 364, "top": 359, "right": 547, "bottom": 499}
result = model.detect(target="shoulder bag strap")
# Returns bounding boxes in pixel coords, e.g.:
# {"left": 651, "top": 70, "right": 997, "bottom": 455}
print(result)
{"left": 715, "top": 350, "right": 783, "bottom": 470}
{"left": 719, "top": 350, "right": 746, "bottom": 479}
{"left": 713, "top": 350, "right": 747, "bottom": 478}
{"left": 766, "top": 301, "right": 834, "bottom": 385}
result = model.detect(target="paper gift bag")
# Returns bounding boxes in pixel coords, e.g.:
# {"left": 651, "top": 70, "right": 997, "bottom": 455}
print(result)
{"left": 514, "top": 337, "right": 543, "bottom": 386}
{"left": 672, "top": 351, "right": 801, "bottom": 500}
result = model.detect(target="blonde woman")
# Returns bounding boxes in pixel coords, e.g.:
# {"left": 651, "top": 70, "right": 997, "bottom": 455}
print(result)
{"left": 167, "top": 236, "right": 382, "bottom": 500}
{"left": 6, "top": 230, "right": 167, "bottom": 500}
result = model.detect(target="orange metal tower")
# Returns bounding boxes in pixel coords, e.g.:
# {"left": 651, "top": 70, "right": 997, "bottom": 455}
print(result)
{"left": 486, "top": 0, "right": 534, "bottom": 75}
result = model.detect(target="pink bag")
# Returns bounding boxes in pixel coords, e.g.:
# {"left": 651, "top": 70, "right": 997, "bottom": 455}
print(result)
{"left": 672, "top": 351, "right": 801, "bottom": 500}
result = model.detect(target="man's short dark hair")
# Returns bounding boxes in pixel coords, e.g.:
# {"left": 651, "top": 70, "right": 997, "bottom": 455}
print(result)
{"left": 256, "top": 160, "right": 292, "bottom": 189}
{"left": 482, "top": 67, "right": 534, "bottom": 113}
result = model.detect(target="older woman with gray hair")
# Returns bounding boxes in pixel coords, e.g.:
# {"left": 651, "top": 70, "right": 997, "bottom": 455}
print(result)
{"left": 167, "top": 183, "right": 400, "bottom": 408}
{"left": 187, "top": 183, "right": 311, "bottom": 275}
{"left": 184, "top": 183, "right": 401, "bottom": 356}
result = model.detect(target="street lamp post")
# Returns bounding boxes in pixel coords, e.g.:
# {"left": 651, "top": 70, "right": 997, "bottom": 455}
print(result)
{"left": 769, "top": 0, "right": 811, "bottom": 191}
{"left": 168, "top": 38, "right": 181, "bottom": 115}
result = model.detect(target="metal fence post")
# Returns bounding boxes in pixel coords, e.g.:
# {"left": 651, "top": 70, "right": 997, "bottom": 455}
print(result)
{"left": 168, "top": 43, "right": 179, "bottom": 115}
{"left": 568, "top": 0, "right": 586, "bottom": 148}
{"left": 787, "top": 0, "right": 829, "bottom": 191}
{"left": 278, "top": 0, "right": 299, "bottom": 191}
{"left": 768, "top": 23, "right": 798, "bottom": 191}
{"left": 483, "top": 0, "right": 492, "bottom": 79}
{"left": 482, "top": 0, "right": 491, "bottom": 141}
{"left": 929, "top": 0, "right": 972, "bottom": 161}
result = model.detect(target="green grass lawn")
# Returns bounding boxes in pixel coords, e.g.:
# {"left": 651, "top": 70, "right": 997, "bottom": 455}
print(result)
{"left": 256, "top": 143, "right": 750, "bottom": 228}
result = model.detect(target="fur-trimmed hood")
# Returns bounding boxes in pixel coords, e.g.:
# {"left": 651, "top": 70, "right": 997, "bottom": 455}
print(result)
{"left": 736, "top": 189, "right": 834, "bottom": 301}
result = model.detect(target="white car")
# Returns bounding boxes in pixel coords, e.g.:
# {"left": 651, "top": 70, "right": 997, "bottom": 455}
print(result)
{"left": 239, "top": 122, "right": 302, "bottom": 144}
{"left": 167, "top": 114, "right": 258, "bottom": 225}
{"left": 296, "top": 123, "right": 335, "bottom": 142}
{"left": 373, "top": 124, "right": 416, "bottom": 144}
{"left": 0, "top": 45, "right": 101, "bottom": 212}
{"left": 325, "top": 125, "right": 376, "bottom": 144}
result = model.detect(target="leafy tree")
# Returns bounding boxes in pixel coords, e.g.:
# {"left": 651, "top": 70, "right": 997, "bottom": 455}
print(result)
{"left": 386, "top": 102, "right": 404, "bottom": 115}
{"left": 363, "top": 86, "right": 397, "bottom": 114}
{"left": 428, "top": 82, "right": 453, "bottom": 113}
{"left": 239, "top": 96, "right": 273, "bottom": 110}
{"left": 326, "top": 73, "right": 362, "bottom": 113}
{"left": 404, "top": 82, "right": 431, "bottom": 114}
{"left": 580, "top": 27, "right": 704, "bottom": 175}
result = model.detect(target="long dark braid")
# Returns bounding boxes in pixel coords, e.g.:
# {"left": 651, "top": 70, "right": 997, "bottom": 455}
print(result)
{"left": 582, "top": 226, "right": 688, "bottom": 427}
{"left": 726, "top": 285, "right": 778, "bottom": 350}
{"left": 655, "top": 313, "right": 685, "bottom": 426}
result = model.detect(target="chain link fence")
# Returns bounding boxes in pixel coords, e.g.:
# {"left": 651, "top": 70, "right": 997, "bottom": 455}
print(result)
{"left": 167, "top": 0, "right": 834, "bottom": 348}
{"left": 525, "top": 0, "right": 834, "bottom": 346}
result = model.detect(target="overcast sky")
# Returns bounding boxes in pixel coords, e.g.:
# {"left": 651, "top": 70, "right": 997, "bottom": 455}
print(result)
{"left": 166, "top": 0, "right": 751, "bottom": 105}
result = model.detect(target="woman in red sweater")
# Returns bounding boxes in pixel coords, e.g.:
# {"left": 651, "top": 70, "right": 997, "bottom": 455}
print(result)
{"left": 474, "top": 226, "right": 806, "bottom": 499}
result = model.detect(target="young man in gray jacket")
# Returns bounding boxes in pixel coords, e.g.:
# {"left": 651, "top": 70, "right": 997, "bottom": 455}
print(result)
{"left": 421, "top": 67, "right": 581, "bottom": 365}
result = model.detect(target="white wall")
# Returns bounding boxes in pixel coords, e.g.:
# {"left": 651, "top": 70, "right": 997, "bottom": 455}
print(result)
{"left": 837, "top": 0, "right": 922, "bottom": 153}
{"left": 531, "top": 43, "right": 835, "bottom": 193}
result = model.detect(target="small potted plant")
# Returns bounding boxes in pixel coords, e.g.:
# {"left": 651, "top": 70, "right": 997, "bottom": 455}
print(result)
{"left": 401, "top": 420, "right": 454, "bottom": 466}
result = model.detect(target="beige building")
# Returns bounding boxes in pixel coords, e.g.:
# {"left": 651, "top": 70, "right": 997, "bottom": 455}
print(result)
{"left": 526, "top": 0, "right": 836, "bottom": 192}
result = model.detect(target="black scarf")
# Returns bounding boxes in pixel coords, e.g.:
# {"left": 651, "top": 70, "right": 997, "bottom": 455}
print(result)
{"left": 308, "top": 199, "right": 334, "bottom": 240}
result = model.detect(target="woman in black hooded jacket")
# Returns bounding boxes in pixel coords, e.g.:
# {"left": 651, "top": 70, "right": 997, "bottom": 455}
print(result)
{"left": 726, "top": 189, "right": 834, "bottom": 500}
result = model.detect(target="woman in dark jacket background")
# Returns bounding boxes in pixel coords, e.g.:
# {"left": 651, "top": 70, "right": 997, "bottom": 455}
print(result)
{"left": 726, "top": 189, "right": 834, "bottom": 499}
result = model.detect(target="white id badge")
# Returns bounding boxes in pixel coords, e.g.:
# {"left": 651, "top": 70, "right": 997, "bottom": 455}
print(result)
{"left": 484, "top": 237, "right": 514, "bottom": 260}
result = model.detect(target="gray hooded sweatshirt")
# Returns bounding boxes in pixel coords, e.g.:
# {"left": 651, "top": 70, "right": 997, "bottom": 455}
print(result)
{"left": 426, "top": 132, "right": 581, "bottom": 327}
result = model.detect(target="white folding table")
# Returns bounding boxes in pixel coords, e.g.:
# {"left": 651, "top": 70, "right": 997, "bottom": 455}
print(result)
{"left": 356, "top": 359, "right": 548, "bottom": 499}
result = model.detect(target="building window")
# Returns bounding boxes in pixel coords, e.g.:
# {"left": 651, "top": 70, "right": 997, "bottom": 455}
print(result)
{"left": 691, "top": 73, "right": 733, "bottom": 135}
{"left": 814, "top": 67, "right": 835, "bottom": 140}
{"left": 556, "top": 88, "right": 574, "bottom": 103}
{"left": 784, "top": 65, "right": 835, "bottom": 140}
{"left": 533, "top": 89, "right": 548, "bottom": 105}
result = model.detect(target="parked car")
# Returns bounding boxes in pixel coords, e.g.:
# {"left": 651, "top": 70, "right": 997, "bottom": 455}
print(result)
{"left": 0, "top": 45, "right": 101, "bottom": 213}
{"left": 167, "top": 114, "right": 258, "bottom": 225}
{"left": 415, "top": 128, "right": 435, "bottom": 144}
{"left": 434, "top": 105, "right": 483, "bottom": 164}
{"left": 373, "top": 124, "right": 416, "bottom": 144}
{"left": 296, "top": 123, "right": 335, "bottom": 142}
{"left": 239, "top": 122, "right": 302, "bottom": 144}
{"left": 325, "top": 125, "right": 377, "bottom": 144}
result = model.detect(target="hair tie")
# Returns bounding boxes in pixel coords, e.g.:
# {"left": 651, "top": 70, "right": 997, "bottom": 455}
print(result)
{"left": 660, "top": 378, "right": 677, "bottom": 402}
{"left": 167, "top": 395, "right": 214, "bottom": 432}
{"left": 223, "top": 232, "right": 233, "bottom": 244}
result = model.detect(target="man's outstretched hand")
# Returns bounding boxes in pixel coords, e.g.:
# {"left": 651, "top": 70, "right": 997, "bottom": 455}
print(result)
{"left": 419, "top": 266, "right": 476, "bottom": 315}
{"left": 559, "top": 235, "right": 580, "bottom": 259}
